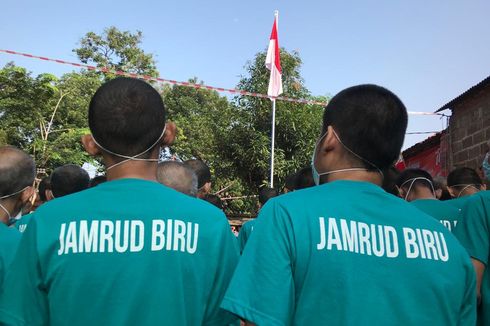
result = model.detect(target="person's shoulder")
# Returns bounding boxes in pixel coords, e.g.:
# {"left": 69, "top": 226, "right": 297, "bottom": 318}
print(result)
{"left": 242, "top": 219, "right": 256, "bottom": 229}
{"left": 0, "top": 224, "right": 21, "bottom": 244}
{"left": 414, "top": 199, "right": 460, "bottom": 211}
{"left": 34, "top": 186, "right": 96, "bottom": 215}
{"left": 475, "top": 190, "right": 490, "bottom": 200}
{"left": 445, "top": 197, "right": 467, "bottom": 208}
{"left": 14, "top": 212, "right": 34, "bottom": 232}
{"left": 16, "top": 212, "right": 34, "bottom": 224}
{"left": 463, "top": 191, "right": 490, "bottom": 209}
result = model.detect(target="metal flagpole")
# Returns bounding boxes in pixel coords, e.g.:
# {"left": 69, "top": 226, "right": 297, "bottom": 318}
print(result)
{"left": 270, "top": 99, "right": 276, "bottom": 187}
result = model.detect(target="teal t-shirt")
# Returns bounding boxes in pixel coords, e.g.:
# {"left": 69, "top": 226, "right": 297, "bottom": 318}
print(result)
{"left": 222, "top": 180, "right": 476, "bottom": 326}
{"left": 14, "top": 213, "right": 33, "bottom": 233}
{"left": 0, "top": 223, "right": 21, "bottom": 288}
{"left": 237, "top": 220, "right": 255, "bottom": 253}
{"left": 453, "top": 191, "right": 490, "bottom": 326}
{"left": 411, "top": 199, "right": 462, "bottom": 232}
{"left": 0, "top": 178, "right": 239, "bottom": 326}
{"left": 446, "top": 196, "right": 473, "bottom": 211}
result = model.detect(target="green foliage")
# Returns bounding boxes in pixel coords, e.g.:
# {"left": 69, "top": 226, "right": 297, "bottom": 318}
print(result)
{"left": 1, "top": 27, "right": 328, "bottom": 215}
{"left": 228, "top": 49, "right": 325, "bottom": 190}
{"left": 0, "top": 62, "right": 101, "bottom": 173}
{"left": 162, "top": 80, "right": 251, "bottom": 212}
{"left": 163, "top": 49, "right": 327, "bottom": 214}
{"left": 74, "top": 26, "right": 159, "bottom": 78}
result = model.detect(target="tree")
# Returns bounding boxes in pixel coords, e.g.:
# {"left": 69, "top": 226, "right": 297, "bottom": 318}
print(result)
{"left": 225, "top": 49, "right": 326, "bottom": 191}
{"left": 0, "top": 63, "right": 101, "bottom": 172}
{"left": 74, "top": 26, "right": 159, "bottom": 78}
{"left": 0, "top": 27, "right": 158, "bottom": 173}
{"left": 163, "top": 80, "right": 253, "bottom": 213}
{"left": 163, "top": 49, "right": 327, "bottom": 215}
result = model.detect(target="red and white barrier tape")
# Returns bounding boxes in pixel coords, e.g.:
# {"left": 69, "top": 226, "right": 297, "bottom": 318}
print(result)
{"left": 0, "top": 49, "right": 445, "bottom": 115}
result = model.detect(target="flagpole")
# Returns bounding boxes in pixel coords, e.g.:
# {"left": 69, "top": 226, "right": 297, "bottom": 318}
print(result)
{"left": 270, "top": 99, "right": 276, "bottom": 188}
{"left": 267, "top": 10, "right": 280, "bottom": 188}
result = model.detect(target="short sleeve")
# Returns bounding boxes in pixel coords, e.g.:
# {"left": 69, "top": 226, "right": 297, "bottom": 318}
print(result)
{"left": 458, "top": 255, "right": 477, "bottom": 325}
{"left": 203, "top": 219, "right": 240, "bottom": 326}
{"left": 0, "top": 217, "right": 49, "bottom": 325}
{"left": 0, "top": 229, "right": 21, "bottom": 289}
{"left": 221, "top": 200, "right": 296, "bottom": 326}
{"left": 453, "top": 194, "right": 489, "bottom": 265}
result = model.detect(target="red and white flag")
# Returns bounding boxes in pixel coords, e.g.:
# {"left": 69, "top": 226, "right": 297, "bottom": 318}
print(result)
{"left": 395, "top": 154, "right": 406, "bottom": 171}
{"left": 265, "top": 11, "right": 283, "bottom": 98}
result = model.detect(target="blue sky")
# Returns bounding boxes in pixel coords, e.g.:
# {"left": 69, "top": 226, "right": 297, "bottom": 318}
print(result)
{"left": 2, "top": 0, "right": 490, "bottom": 149}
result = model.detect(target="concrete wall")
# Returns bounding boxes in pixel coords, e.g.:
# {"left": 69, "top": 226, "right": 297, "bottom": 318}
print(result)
{"left": 448, "top": 83, "right": 490, "bottom": 170}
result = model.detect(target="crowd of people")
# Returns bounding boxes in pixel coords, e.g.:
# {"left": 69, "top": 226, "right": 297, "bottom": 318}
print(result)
{"left": 0, "top": 77, "right": 489, "bottom": 325}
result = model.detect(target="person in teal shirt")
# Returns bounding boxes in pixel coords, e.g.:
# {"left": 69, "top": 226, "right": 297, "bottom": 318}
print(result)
{"left": 0, "top": 223, "right": 21, "bottom": 288}
{"left": 397, "top": 168, "right": 461, "bottom": 232}
{"left": 238, "top": 187, "right": 278, "bottom": 253}
{"left": 15, "top": 164, "right": 90, "bottom": 233}
{"left": 0, "top": 78, "right": 239, "bottom": 326}
{"left": 454, "top": 191, "right": 490, "bottom": 326}
{"left": 0, "top": 146, "right": 36, "bottom": 286}
{"left": 446, "top": 167, "right": 486, "bottom": 211}
{"left": 221, "top": 85, "right": 476, "bottom": 325}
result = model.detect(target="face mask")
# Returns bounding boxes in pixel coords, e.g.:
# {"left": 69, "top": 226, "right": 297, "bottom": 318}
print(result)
{"left": 0, "top": 186, "right": 30, "bottom": 222}
{"left": 92, "top": 125, "right": 167, "bottom": 170}
{"left": 400, "top": 177, "right": 435, "bottom": 201}
{"left": 311, "top": 129, "right": 383, "bottom": 186}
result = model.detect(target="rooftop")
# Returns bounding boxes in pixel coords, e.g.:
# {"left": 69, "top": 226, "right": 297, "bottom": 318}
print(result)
{"left": 436, "top": 75, "right": 490, "bottom": 113}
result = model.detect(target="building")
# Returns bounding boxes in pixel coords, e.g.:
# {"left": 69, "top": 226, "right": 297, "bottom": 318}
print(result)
{"left": 403, "top": 131, "right": 446, "bottom": 176}
{"left": 403, "top": 75, "right": 490, "bottom": 176}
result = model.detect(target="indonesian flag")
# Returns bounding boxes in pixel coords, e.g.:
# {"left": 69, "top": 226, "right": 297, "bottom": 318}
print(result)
{"left": 395, "top": 154, "right": 406, "bottom": 171}
{"left": 265, "top": 11, "right": 283, "bottom": 98}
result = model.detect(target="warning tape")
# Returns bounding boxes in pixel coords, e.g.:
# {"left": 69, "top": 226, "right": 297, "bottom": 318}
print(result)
{"left": 0, "top": 49, "right": 445, "bottom": 115}
{"left": 0, "top": 49, "right": 325, "bottom": 105}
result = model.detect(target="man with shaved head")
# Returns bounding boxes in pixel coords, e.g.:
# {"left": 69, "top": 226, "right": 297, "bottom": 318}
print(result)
{"left": 0, "top": 145, "right": 35, "bottom": 286}
{"left": 156, "top": 161, "right": 198, "bottom": 196}
{"left": 0, "top": 78, "right": 239, "bottom": 326}
{"left": 184, "top": 159, "right": 212, "bottom": 198}
{"left": 16, "top": 164, "right": 90, "bottom": 233}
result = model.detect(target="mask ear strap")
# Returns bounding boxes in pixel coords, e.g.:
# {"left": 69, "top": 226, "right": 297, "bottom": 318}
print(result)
{"left": 92, "top": 125, "right": 167, "bottom": 170}
{"left": 403, "top": 179, "right": 417, "bottom": 201}
{"left": 0, "top": 203, "right": 11, "bottom": 220}
{"left": 331, "top": 129, "right": 384, "bottom": 179}
{"left": 456, "top": 184, "right": 478, "bottom": 198}
{"left": 400, "top": 177, "right": 434, "bottom": 201}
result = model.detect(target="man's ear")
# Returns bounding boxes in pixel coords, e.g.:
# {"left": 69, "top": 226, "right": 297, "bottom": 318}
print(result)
{"left": 447, "top": 187, "right": 457, "bottom": 198}
{"left": 45, "top": 190, "right": 53, "bottom": 201}
{"left": 203, "top": 182, "right": 212, "bottom": 194}
{"left": 396, "top": 186, "right": 405, "bottom": 198}
{"left": 317, "top": 126, "right": 340, "bottom": 156}
{"left": 20, "top": 186, "right": 35, "bottom": 205}
{"left": 81, "top": 134, "right": 101, "bottom": 157}
{"left": 162, "top": 122, "right": 177, "bottom": 147}
{"left": 435, "top": 189, "right": 443, "bottom": 199}
{"left": 46, "top": 190, "right": 55, "bottom": 201}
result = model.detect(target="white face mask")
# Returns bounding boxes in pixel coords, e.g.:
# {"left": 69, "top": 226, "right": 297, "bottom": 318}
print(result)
{"left": 400, "top": 177, "right": 435, "bottom": 201}
{"left": 0, "top": 186, "right": 30, "bottom": 222}
{"left": 311, "top": 129, "right": 383, "bottom": 186}
{"left": 92, "top": 125, "right": 167, "bottom": 170}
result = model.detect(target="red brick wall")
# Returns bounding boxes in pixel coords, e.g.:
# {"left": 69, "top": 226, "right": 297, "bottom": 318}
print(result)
{"left": 448, "top": 83, "right": 490, "bottom": 170}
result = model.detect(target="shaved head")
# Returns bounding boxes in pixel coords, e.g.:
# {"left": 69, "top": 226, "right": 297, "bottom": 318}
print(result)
{"left": 157, "top": 161, "right": 198, "bottom": 196}
{"left": 0, "top": 146, "right": 36, "bottom": 198}
{"left": 51, "top": 164, "right": 90, "bottom": 198}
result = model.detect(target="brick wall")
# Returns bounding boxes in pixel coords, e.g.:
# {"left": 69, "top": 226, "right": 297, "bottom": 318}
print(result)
{"left": 448, "top": 83, "right": 490, "bottom": 170}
